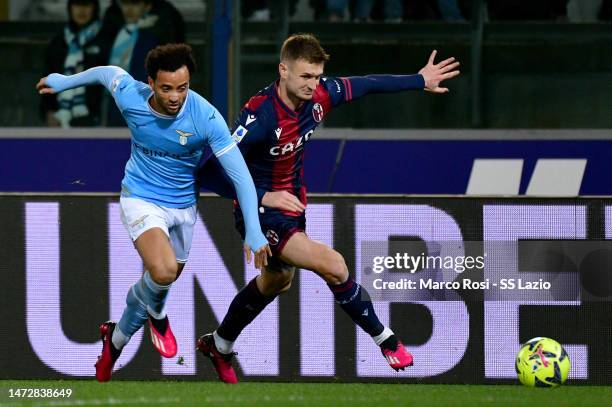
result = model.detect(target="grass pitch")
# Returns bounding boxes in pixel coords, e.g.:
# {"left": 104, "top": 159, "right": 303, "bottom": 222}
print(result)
{"left": 1, "top": 381, "right": 611, "bottom": 407}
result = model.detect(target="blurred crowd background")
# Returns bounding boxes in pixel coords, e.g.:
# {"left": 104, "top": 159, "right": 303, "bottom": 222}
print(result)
{"left": 11, "top": 0, "right": 612, "bottom": 23}
{"left": 0, "top": 0, "right": 610, "bottom": 128}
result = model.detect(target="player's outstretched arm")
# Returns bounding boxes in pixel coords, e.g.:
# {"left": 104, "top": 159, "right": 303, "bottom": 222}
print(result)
{"left": 327, "top": 50, "right": 459, "bottom": 105}
{"left": 418, "top": 50, "right": 460, "bottom": 93}
{"left": 216, "top": 146, "right": 273, "bottom": 269}
{"left": 36, "top": 66, "right": 128, "bottom": 95}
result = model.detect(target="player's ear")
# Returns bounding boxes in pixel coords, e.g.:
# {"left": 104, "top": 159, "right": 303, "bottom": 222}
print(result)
{"left": 279, "top": 62, "right": 288, "bottom": 79}
{"left": 147, "top": 76, "right": 154, "bottom": 90}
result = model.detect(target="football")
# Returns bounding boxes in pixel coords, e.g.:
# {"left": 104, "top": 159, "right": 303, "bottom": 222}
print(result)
{"left": 515, "top": 337, "right": 571, "bottom": 387}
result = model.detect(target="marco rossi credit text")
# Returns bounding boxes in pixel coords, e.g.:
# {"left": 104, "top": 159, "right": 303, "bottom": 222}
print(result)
{"left": 361, "top": 241, "right": 610, "bottom": 301}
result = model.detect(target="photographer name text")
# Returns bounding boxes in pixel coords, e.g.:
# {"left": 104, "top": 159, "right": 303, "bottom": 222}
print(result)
{"left": 372, "top": 278, "right": 551, "bottom": 291}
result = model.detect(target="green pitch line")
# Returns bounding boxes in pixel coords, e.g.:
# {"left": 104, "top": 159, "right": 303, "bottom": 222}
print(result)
{"left": 1, "top": 381, "right": 611, "bottom": 407}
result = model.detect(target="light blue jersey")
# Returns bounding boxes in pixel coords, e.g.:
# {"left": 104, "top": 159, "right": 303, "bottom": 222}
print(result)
{"left": 110, "top": 73, "right": 234, "bottom": 208}
{"left": 45, "top": 66, "right": 268, "bottom": 251}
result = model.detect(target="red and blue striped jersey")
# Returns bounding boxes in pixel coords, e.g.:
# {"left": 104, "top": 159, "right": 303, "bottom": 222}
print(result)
{"left": 198, "top": 73, "right": 424, "bottom": 214}
{"left": 230, "top": 77, "right": 353, "bottom": 213}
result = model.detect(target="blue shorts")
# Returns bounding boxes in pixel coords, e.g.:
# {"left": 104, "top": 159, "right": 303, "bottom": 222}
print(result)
{"left": 235, "top": 207, "right": 305, "bottom": 268}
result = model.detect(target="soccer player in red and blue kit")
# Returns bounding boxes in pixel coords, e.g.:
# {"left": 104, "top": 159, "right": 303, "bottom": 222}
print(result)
{"left": 197, "top": 33, "right": 460, "bottom": 383}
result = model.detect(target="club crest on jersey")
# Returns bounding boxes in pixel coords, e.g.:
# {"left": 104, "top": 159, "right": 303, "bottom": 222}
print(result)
{"left": 175, "top": 129, "right": 194, "bottom": 145}
{"left": 312, "top": 103, "right": 324, "bottom": 122}
{"left": 266, "top": 229, "right": 279, "bottom": 245}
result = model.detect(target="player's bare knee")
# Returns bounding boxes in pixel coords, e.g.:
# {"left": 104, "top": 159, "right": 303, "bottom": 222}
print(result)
{"left": 147, "top": 261, "right": 178, "bottom": 285}
{"left": 275, "top": 274, "right": 294, "bottom": 294}
{"left": 277, "top": 267, "right": 296, "bottom": 294}
{"left": 319, "top": 250, "right": 348, "bottom": 285}
{"left": 259, "top": 278, "right": 283, "bottom": 297}
{"left": 258, "top": 275, "right": 280, "bottom": 297}
{"left": 260, "top": 266, "right": 294, "bottom": 296}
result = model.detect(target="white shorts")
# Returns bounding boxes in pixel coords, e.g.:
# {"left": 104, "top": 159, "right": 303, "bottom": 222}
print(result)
{"left": 119, "top": 196, "right": 197, "bottom": 263}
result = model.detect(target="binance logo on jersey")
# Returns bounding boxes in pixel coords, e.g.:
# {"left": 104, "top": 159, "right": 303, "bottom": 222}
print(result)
{"left": 269, "top": 130, "right": 314, "bottom": 156}
{"left": 133, "top": 142, "right": 198, "bottom": 159}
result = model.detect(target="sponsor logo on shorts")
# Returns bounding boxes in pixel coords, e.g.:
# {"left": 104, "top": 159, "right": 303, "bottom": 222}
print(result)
{"left": 266, "top": 229, "right": 279, "bottom": 245}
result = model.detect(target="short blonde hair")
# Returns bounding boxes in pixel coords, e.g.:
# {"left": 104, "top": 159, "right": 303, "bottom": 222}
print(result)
{"left": 280, "top": 33, "right": 330, "bottom": 64}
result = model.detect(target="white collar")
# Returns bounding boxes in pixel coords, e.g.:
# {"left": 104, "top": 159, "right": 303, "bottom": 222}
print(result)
{"left": 147, "top": 91, "right": 189, "bottom": 119}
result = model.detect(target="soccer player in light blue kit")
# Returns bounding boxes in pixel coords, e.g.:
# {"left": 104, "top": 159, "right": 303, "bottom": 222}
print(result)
{"left": 36, "top": 44, "right": 272, "bottom": 382}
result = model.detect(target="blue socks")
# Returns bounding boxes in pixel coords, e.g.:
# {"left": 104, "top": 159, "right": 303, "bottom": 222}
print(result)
{"left": 214, "top": 276, "right": 390, "bottom": 351}
{"left": 141, "top": 271, "right": 171, "bottom": 319}
{"left": 328, "top": 278, "right": 385, "bottom": 337}
{"left": 217, "top": 278, "right": 276, "bottom": 343}
{"left": 114, "top": 271, "right": 171, "bottom": 349}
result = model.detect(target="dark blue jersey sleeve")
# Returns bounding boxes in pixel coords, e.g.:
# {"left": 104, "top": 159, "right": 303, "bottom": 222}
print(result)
{"left": 321, "top": 77, "right": 351, "bottom": 107}
{"left": 198, "top": 105, "right": 271, "bottom": 204}
{"left": 323, "top": 74, "right": 425, "bottom": 107}
{"left": 231, "top": 104, "right": 272, "bottom": 154}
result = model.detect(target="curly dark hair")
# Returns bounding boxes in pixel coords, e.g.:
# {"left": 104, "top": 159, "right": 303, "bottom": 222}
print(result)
{"left": 145, "top": 43, "right": 196, "bottom": 80}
